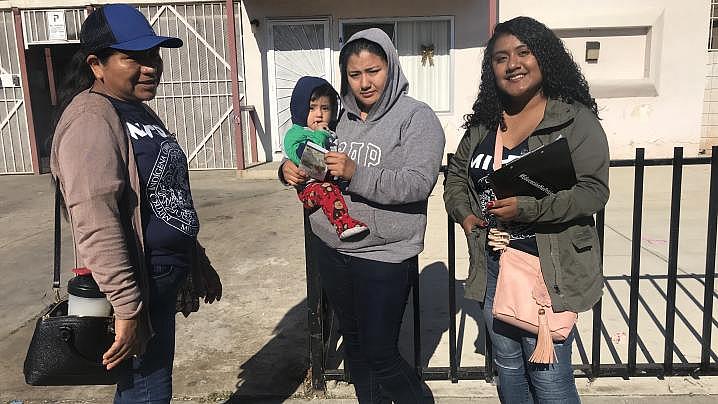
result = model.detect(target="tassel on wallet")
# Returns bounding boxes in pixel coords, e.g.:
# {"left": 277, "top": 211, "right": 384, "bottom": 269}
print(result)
{"left": 529, "top": 270, "right": 557, "bottom": 364}
{"left": 529, "top": 308, "right": 557, "bottom": 364}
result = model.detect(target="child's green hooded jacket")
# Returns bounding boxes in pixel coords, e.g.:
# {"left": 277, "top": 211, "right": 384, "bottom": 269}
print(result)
{"left": 283, "top": 124, "right": 330, "bottom": 165}
{"left": 282, "top": 76, "right": 337, "bottom": 165}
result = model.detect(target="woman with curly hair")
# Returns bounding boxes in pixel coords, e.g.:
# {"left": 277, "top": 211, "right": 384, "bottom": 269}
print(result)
{"left": 444, "top": 16, "right": 609, "bottom": 402}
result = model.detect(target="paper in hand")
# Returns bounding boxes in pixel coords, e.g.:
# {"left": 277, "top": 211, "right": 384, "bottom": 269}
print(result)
{"left": 299, "top": 141, "right": 329, "bottom": 181}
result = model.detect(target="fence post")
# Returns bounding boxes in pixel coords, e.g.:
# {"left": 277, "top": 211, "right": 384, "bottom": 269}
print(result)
{"left": 448, "top": 212, "right": 459, "bottom": 383}
{"left": 444, "top": 157, "right": 459, "bottom": 383}
{"left": 304, "top": 213, "right": 326, "bottom": 392}
{"left": 627, "top": 148, "right": 645, "bottom": 376}
{"left": 701, "top": 146, "right": 718, "bottom": 371}
{"left": 412, "top": 256, "right": 423, "bottom": 378}
{"left": 592, "top": 209, "right": 606, "bottom": 379}
{"left": 664, "top": 147, "right": 683, "bottom": 375}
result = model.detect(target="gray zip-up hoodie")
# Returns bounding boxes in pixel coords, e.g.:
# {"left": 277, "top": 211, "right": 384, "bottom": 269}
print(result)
{"left": 308, "top": 28, "right": 445, "bottom": 263}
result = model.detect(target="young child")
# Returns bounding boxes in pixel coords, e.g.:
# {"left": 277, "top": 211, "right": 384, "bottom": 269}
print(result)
{"left": 284, "top": 76, "right": 369, "bottom": 241}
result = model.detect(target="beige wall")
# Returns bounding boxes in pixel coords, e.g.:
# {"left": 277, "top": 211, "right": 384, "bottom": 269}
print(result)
{"left": 241, "top": 0, "right": 490, "bottom": 162}
{"left": 501, "top": 0, "right": 711, "bottom": 158}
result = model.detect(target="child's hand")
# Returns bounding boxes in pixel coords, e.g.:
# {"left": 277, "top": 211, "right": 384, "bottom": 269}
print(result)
{"left": 282, "top": 160, "right": 309, "bottom": 186}
{"left": 308, "top": 121, "right": 329, "bottom": 132}
{"left": 325, "top": 152, "right": 356, "bottom": 180}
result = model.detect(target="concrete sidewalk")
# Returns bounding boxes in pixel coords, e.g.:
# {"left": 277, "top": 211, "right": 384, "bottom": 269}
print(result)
{"left": 4, "top": 396, "right": 718, "bottom": 403}
{"left": 1, "top": 164, "right": 717, "bottom": 403}
{"left": 224, "top": 397, "right": 718, "bottom": 404}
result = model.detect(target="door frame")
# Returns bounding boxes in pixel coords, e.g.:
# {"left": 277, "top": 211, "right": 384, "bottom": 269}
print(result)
{"left": 266, "top": 17, "right": 332, "bottom": 156}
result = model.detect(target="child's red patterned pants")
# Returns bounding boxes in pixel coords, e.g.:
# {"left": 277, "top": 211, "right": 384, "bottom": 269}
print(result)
{"left": 298, "top": 181, "right": 367, "bottom": 238}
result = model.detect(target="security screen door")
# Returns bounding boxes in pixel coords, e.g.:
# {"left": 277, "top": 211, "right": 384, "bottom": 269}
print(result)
{"left": 267, "top": 19, "right": 332, "bottom": 156}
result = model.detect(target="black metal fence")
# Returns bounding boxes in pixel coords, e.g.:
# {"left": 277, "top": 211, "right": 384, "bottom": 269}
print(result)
{"left": 304, "top": 146, "right": 718, "bottom": 391}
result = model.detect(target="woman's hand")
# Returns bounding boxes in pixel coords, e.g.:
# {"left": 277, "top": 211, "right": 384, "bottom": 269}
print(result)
{"left": 281, "top": 160, "right": 308, "bottom": 186}
{"left": 487, "top": 197, "right": 519, "bottom": 221}
{"left": 325, "top": 152, "right": 356, "bottom": 180}
{"left": 103, "top": 317, "right": 137, "bottom": 370}
{"left": 461, "top": 214, "right": 487, "bottom": 235}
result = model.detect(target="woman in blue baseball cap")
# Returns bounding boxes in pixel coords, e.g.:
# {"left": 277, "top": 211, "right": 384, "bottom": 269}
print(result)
{"left": 50, "top": 4, "right": 222, "bottom": 402}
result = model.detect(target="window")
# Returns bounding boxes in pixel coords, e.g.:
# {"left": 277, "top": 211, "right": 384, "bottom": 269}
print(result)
{"left": 343, "top": 23, "right": 395, "bottom": 43}
{"left": 342, "top": 18, "right": 453, "bottom": 112}
{"left": 710, "top": 1, "right": 718, "bottom": 50}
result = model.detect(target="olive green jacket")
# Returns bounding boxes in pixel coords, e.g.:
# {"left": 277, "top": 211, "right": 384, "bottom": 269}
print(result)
{"left": 443, "top": 99, "right": 610, "bottom": 313}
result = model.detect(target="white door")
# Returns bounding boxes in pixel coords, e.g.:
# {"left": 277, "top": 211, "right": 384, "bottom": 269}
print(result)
{"left": 267, "top": 19, "right": 332, "bottom": 157}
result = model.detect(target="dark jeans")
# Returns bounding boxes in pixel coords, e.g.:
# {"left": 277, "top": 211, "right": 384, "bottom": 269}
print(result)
{"left": 482, "top": 252, "right": 580, "bottom": 404}
{"left": 115, "top": 264, "right": 188, "bottom": 404}
{"left": 311, "top": 236, "right": 429, "bottom": 404}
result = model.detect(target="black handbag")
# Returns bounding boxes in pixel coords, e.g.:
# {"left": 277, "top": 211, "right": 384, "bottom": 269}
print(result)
{"left": 23, "top": 182, "right": 129, "bottom": 385}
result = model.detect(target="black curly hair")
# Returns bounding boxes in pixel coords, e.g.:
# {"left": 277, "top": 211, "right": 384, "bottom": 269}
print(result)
{"left": 464, "top": 16, "right": 598, "bottom": 131}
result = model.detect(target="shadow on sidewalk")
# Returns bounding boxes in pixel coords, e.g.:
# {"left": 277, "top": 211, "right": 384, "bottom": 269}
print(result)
{"left": 227, "top": 299, "right": 309, "bottom": 403}
{"left": 400, "top": 261, "right": 486, "bottom": 369}
{"left": 225, "top": 262, "right": 466, "bottom": 403}
{"left": 227, "top": 261, "right": 718, "bottom": 402}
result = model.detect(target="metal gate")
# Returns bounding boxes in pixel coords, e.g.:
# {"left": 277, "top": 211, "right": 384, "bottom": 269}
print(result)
{"left": 0, "top": 9, "right": 33, "bottom": 174}
{"left": 138, "top": 2, "right": 244, "bottom": 170}
{"left": 21, "top": 8, "right": 85, "bottom": 46}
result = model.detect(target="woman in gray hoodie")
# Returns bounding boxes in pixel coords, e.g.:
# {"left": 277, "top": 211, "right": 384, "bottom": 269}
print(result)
{"left": 282, "top": 28, "right": 445, "bottom": 403}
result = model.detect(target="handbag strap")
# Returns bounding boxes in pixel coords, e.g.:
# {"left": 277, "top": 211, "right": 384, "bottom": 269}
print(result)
{"left": 53, "top": 180, "right": 61, "bottom": 300}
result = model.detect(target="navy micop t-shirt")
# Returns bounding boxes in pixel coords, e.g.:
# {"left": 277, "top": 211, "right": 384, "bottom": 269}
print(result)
{"left": 469, "top": 132, "right": 538, "bottom": 256}
{"left": 104, "top": 95, "right": 199, "bottom": 268}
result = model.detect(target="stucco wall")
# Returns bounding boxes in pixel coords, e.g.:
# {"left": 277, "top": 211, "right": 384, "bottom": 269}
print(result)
{"left": 501, "top": 0, "right": 711, "bottom": 158}
{"left": 241, "top": 0, "right": 490, "bottom": 162}
{"left": 8, "top": 0, "right": 702, "bottom": 160}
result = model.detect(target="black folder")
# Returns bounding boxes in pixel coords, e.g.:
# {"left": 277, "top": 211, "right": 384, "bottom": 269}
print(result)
{"left": 486, "top": 137, "right": 577, "bottom": 199}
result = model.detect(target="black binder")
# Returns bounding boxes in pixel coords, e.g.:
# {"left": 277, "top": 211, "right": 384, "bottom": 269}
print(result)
{"left": 486, "top": 137, "right": 577, "bottom": 199}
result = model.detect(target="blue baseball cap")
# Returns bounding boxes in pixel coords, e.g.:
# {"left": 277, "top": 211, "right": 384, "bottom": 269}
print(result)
{"left": 80, "top": 4, "right": 182, "bottom": 53}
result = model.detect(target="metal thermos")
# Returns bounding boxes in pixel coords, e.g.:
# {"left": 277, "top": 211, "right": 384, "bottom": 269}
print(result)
{"left": 67, "top": 268, "right": 112, "bottom": 317}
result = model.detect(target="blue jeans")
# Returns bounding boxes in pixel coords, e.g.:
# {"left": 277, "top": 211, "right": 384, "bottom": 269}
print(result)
{"left": 114, "top": 264, "right": 188, "bottom": 404}
{"left": 311, "top": 236, "right": 429, "bottom": 404}
{"left": 483, "top": 252, "right": 580, "bottom": 404}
